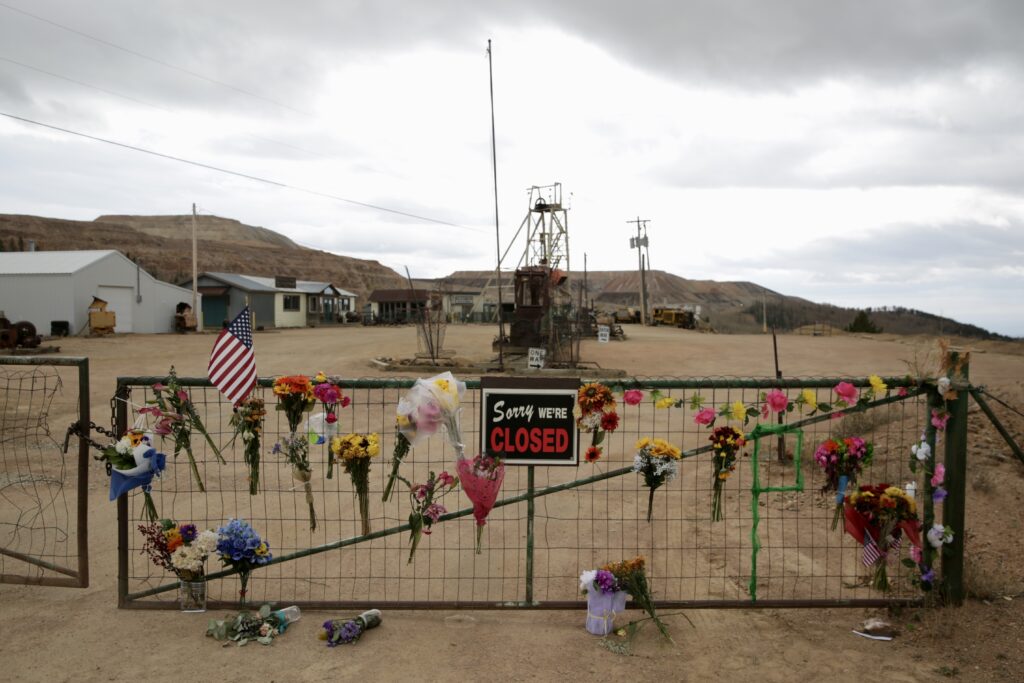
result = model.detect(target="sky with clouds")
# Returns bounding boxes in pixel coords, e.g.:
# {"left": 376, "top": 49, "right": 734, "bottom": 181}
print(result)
{"left": 0, "top": 1, "right": 1021, "bottom": 335}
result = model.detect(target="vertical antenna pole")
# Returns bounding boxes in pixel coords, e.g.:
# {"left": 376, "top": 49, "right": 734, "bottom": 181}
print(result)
{"left": 191, "top": 203, "right": 199, "bottom": 328}
{"left": 488, "top": 39, "right": 505, "bottom": 369}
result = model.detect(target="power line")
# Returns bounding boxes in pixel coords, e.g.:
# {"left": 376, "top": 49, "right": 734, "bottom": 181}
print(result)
{"left": 0, "top": 1, "right": 312, "bottom": 117}
{"left": 0, "top": 54, "right": 335, "bottom": 160}
{"left": 0, "top": 111, "right": 479, "bottom": 232}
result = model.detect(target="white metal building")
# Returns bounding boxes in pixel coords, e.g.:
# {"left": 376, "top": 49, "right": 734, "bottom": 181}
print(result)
{"left": 0, "top": 250, "right": 199, "bottom": 334}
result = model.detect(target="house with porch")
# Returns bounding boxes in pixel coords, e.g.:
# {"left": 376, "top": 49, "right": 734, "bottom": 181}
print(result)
{"left": 192, "top": 273, "right": 355, "bottom": 329}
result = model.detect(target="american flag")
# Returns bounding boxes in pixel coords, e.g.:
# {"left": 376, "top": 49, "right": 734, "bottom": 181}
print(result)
{"left": 208, "top": 306, "right": 257, "bottom": 406}
{"left": 862, "top": 531, "right": 900, "bottom": 566}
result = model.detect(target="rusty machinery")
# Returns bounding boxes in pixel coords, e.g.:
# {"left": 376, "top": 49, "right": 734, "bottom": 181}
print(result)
{"left": 0, "top": 317, "right": 42, "bottom": 349}
{"left": 498, "top": 183, "right": 581, "bottom": 365}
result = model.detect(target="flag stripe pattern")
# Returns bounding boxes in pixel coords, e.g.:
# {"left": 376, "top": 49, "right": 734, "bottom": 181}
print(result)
{"left": 862, "top": 532, "right": 901, "bottom": 566}
{"left": 209, "top": 306, "right": 256, "bottom": 406}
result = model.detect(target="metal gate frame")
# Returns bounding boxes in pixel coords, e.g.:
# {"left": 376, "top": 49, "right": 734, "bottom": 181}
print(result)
{"left": 0, "top": 356, "right": 89, "bottom": 588}
{"left": 116, "top": 369, "right": 968, "bottom": 611}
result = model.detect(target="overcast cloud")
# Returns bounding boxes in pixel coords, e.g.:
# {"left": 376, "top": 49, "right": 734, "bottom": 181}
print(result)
{"left": 0, "top": 1, "right": 1022, "bottom": 335}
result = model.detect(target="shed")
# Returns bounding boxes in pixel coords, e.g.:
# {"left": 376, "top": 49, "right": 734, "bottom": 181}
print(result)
{"left": 367, "top": 289, "right": 430, "bottom": 323}
{"left": 191, "top": 272, "right": 357, "bottom": 329}
{"left": 0, "top": 250, "right": 200, "bottom": 334}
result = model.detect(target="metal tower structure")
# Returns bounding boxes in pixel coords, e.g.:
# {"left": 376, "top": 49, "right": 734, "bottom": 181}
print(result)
{"left": 503, "top": 183, "right": 570, "bottom": 272}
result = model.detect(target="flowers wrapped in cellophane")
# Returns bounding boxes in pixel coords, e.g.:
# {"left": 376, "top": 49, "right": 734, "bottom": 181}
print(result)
{"left": 383, "top": 372, "right": 466, "bottom": 501}
{"left": 101, "top": 429, "right": 166, "bottom": 522}
{"left": 407, "top": 470, "right": 458, "bottom": 564}
{"left": 216, "top": 518, "right": 272, "bottom": 604}
{"left": 579, "top": 568, "right": 628, "bottom": 635}
{"left": 320, "top": 610, "right": 382, "bottom": 646}
{"left": 144, "top": 366, "right": 225, "bottom": 492}
{"left": 274, "top": 433, "right": 318, "bottom": 531}
{"left": 844, "top": 483, "right": 921, "bottom": 592}
{"left": 331, "top": 433, "right": 380, "bottom": 537}
{"left": 631, "top": 438, "right": 682, "bottom": 522}
{"left": 272, "top": 375, "right": 315, "bottom": 434}
{"left": 814, "top": 436, "right": 874, "bottom": 529}
{"left": 575, "top": 382, "right": 619, "bottom": 462}
{"left": 230, "top": 396, "right": 266, "bottom": 496}
{"left": 708, "top": 426, "right": 746, "bottom": 522}
{"left": 456, "top": 453, "right": 505, "bottom": 554}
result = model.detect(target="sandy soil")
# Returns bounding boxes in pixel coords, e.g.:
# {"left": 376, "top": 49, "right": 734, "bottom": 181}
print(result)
{"left": 2, "top": 325, "right": 1023, "bottom": 682}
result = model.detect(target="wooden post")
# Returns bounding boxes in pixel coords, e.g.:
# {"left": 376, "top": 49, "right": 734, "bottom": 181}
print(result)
{"left": 942, "top": 348, "right": 969, "bottom": 605}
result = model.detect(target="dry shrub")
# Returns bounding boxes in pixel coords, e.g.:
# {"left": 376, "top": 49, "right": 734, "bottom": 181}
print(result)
{"left": 833, "top": 408, "right": 894, "bottom": 439}
{"left": 964, "top": 552, "right": 1016, "bottom": 600}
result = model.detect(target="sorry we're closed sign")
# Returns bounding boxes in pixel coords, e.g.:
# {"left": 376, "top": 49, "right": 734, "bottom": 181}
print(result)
{"left": 480, "top": 377, "right": 578, "bottom": 466}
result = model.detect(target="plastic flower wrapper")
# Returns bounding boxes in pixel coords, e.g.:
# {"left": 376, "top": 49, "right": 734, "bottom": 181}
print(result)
{"left": 274, "top": 433, "right": 318, "bottom": 531}
{"left": 406, "top": 470, "right": 458, "bottom": 564}
{"left": 383, "top": 372, "right": 466, "bottom": 502}
{"left": 229, "top": 396, "right": 265, "bottom": 496}
{"left": 843, "top": 483, "right": 921, "bottom": 591}
{"left": 601, "top": 556, "right": 672, "bottom": 642}
{"left": 456, "top": 453, "right": 505, "bottom": 554}
{"left": 331, "top": 433, "right": 380, "bottom": 537}
{"left": 813, "top": 435, "right": 874, "bottom": 529}
{"left": 708, "top": 426, "right": 746, "bottom": 522}
{"left": 311, "top": 373, "right": 351, "bottom": 430}
{"left": 320, "top": 609, "right": 382, "bottom": 647}
{"left": 307, "top": 413, "right": 342, "bottom": 477}
{"left": 104, "top": 429, "right": 166, "bottom": 522}
{"left": 579, "top": 568, "right": 628, "bottom": 636}
{"left": 272, "top": 375, "right": 315, "bottom": 434}
{"left": 145, "top": 366, "right": 225, "bottom": 492}
{"left": 206, "top": 603, "right": 290, "bottom": 646}
{"left": 631, "top": 438, "right": 682, "bottom": 522}
{"left": 216, "top": 518, "right": 272, "bottom": 604}
{"left": 574, "top": 382, "right": 619, "bottom": 460}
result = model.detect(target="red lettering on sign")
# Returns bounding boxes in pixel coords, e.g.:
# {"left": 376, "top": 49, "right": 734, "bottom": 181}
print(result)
{"left": 489, "top": 427, "right": 570, "bottom": 455}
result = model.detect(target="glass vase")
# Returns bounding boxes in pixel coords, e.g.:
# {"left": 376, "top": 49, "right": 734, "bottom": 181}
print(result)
{"left": 178, "top": 579, "right": 207, "bottom": 613}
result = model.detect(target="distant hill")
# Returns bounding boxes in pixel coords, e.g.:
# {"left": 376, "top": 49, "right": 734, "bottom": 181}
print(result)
{"left": 0, "top": 214, "right": 405, "bottom": 301}
{"left": 441, "top": 269, "right": 1006, "bottom": 339}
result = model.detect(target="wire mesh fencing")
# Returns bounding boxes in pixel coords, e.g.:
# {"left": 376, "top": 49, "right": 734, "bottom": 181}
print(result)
{"left": 117, "top": 375, "right": 945, "bottom": 609}
{"left": 0, "top": 357, "right": 89, "bottom": 587}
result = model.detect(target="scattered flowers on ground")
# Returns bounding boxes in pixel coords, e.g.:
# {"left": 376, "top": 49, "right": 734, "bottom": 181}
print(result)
{"left": 206, "top": 604, "right": 289, "bottom": 646}
{"left": 320, "top": 610, "right": 382, "bottom": 646}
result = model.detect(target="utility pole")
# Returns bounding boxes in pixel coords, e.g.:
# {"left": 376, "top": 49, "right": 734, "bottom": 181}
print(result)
{"left": 487, "top": 39, "right": 505, "bottom": 369}
{"left": 191, "top": 203, "right": 198, "bottom": 328}
{"left": 627, "top": 217, "right": 650, "bottom": 325}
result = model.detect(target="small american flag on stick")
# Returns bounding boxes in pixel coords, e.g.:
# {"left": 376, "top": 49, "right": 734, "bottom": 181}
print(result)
{"left": 208, "top": 306, "right": 257, "bottom": 406}
{"left": 862, "top": 531, "right": 900, "bottom": 566}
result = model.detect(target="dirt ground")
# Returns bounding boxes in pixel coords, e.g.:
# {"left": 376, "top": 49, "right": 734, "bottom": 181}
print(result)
{"left": 2, "top": 324, "right": 1023, "bottom": 682}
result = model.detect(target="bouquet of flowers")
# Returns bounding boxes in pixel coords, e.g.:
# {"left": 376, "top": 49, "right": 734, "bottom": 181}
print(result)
{"left": 101, "top": 429, "right": 166, "bottom": 521}
{"left": 216, "top": 518, "right": 272, "bottom": 604}
{"left": 274, "top": 433, "right": 317, "bottom": 531}
{"left": 575, "top": 382, "right": 619, "bottom": 462}
{"left": 320, "top": 610, "right": 382, "bottom": 646}
{"left": 383, "top": 372, "right": 466, "bottom": 501}
{"left": 272, "top": 374, "right": 315, "bottom": 434}
{"left": 631, "top": 438, "right": 682, "bottom": 522}
{"left": 140, "top": 518, "right": 219, "bottom": 609}
{"left": 844, "top": 483, "right": 921, "bottom": 591}
{"left": 407, "top": 470, "right": 458, "bottom": 564}
{"left": 601, "top": 555, "right": 671, "bottom": 642}
{"left": 814, "top": 436, "right": 874, "bottom": 529}
{"left": 331, "top": 433, "right": 380, "bottom": 537}
{"left": 139, "top": 519, "right": 218, "bottom": 580}
{"left": 230, "top": 396, "right": 266, "bottom": 496}
{"left": 456, "top": 453, "right": 505, "bottom": 553}
{"left": 145, "top": 366, "right": 225, "bottom": 492}
{"left": 206, "top": 604, "right": 291, "bottom": 646}
{"left": 709, "top": 426, "right": 746, "bottom": 522}
{"left": 579, "top": 567, "right": 628, "bottom": 635}
{"left": 312, "top": 373, "right": 350, "bottom": 427}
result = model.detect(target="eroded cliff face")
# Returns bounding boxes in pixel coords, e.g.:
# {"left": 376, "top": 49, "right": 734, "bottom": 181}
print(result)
{"left": 0, "top": 214, "right": 405, "bottom": 301}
